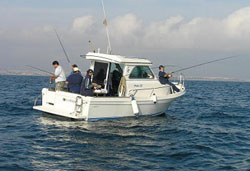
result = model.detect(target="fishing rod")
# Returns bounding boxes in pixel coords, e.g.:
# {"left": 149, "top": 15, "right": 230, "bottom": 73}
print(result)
{"left": 171, "top": 55, "right": 238, "bottom": 74}
{"left": 53, "top": 28, "right": 71, "bottom": 65}
{"left": 151, "top": 64, "right": 180, "bottom": 70}
{"left": 26, "top": 65, "right": 54, "bottom": 75}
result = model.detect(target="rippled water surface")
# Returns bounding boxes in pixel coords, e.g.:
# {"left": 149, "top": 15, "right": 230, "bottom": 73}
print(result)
{"left": 0, "top": 75, "right": 250, "bottom": 170}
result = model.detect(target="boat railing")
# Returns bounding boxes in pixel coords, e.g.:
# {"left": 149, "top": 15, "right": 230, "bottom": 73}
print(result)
{"left": 34, "top": 93, "right": 42, "bottom": 106}
{"left": 179, "top": 73, "right": 185, "bottom": 89}
{"left": 129, "top": 85, "right": 166, "bottom": 97}
{"left": 129, "top": 74, "right": 185, "bottom": 97}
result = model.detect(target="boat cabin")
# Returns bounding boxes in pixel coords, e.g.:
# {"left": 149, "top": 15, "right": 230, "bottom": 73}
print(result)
{"left": 81, "top": 52, "right": 162, "bottom": 97}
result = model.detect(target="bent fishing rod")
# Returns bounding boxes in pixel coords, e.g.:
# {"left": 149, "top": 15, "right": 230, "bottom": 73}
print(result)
{"left": 26, "top": 65, "right": 65, "bottom": 84}
{"left": 26, "top": 65, "right": 54, "bottom": 75}
{"left": 53, "top": 28, "right": 71, "bottom": 66}
{"left": 171, "top": 55, "right": 238, "bottom": 74}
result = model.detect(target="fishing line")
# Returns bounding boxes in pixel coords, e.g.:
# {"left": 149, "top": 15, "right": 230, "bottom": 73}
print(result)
{"left": 171, "top": 55, "right": 238, "bottom": 73}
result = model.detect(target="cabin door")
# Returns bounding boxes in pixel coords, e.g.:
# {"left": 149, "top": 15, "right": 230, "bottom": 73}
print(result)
{"left": 92, "top": 62, "right": 110, "bottom": 90}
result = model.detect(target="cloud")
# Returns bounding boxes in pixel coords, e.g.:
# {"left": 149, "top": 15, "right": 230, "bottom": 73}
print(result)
{"left": 143, "top": 16, "right": 187, "bottom": 48}
{"left": 72, "top": 15, "right": 95, "bottom": 33}
{"left": 111, "top": 14, "right": 142, "bottom": 38}
{"left": 1, "top": 6, "right": 250, "bottom": 80}
{"left": 3, "top": 6, "right": 250, "bottom": 53}
{"left": 63, "top": 6, "right": 250, "bottom": 52}
{"left": 225, "top": 6, "right": 250, "bottom": 38}
{"left": 137, "top": 6, "right": 250, "bottom": 51}
{"left": 2, "top": 6, "right": 250, "bottom": 69}
{"left": 42, "top": 25, "right": 54, "bottom": 32}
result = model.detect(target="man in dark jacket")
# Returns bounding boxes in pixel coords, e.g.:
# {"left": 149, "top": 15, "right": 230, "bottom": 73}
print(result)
{"left": 158, "top": 65, "right": 180, "bottom": 92}
{"left": 80, "top": 69, "right": 98, "bottom": 96}
{"left": 66, "top": 67, "right": 83, "bottom": 93}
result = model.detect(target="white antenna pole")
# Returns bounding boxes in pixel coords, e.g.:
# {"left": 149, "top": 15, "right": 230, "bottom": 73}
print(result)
{"left": 102, "top": 0, "right": 112, "bottom": 54}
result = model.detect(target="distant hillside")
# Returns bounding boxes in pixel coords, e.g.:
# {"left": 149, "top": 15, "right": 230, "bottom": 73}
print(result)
{"left": 175, "top": 76, "right": 250, "bottom": 82}
{"left": 0, "top": 70, "right": 50, "bottom": 76}
{"left": 1, "top": 70, "right": 249, "bottom": 82}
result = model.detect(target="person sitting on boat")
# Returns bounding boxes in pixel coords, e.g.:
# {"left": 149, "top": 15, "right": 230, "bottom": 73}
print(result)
{"left": 80, "top": 69, "right": 100, "bottom": 96}
{"left": 70, "top": 64, "right": 82, "bottom": 76}
{"left": 158, "top": 65, "right": 180, "bottom": 92}
{"left": 50, "top": 61, "right": 66, "bottom": 91}
{"left": 66, "top": 67, "right": 83, "bottom": 93}
{"left": 111, "top": 65, "right": 122, "bottom": 96}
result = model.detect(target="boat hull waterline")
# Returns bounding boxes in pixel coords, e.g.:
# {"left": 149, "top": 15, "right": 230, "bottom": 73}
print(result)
{"left": 34, "top": 87, "right": 185, "bottom": 121}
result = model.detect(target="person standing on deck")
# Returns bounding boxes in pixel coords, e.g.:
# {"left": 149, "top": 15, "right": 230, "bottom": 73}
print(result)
{"left": 66, "top": 67, "right": 83, "bottom": 93}
{"left": 50, "top": 61, "right": 66, "bottom": 91}
{"left": 158, "top": 65, "right": 180, "bottom": 92}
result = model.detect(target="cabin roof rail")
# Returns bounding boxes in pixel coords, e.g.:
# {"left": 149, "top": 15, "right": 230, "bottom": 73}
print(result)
{"left": 80, "top": 52, "right": 152, "bottom": 66}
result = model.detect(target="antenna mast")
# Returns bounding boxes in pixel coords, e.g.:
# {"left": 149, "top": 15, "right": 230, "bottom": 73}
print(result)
{"left": 101, "top": 0, "right": 112, "bottom": 54}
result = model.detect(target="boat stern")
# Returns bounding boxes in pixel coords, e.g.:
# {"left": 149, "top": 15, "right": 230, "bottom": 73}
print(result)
{"left": 33, "top": 88, "right": 91, "bottom": 120}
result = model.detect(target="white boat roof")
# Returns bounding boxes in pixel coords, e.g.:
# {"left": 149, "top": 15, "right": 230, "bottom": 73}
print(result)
{"left": 82, "top": 52, "right": 152, "bottom": 65}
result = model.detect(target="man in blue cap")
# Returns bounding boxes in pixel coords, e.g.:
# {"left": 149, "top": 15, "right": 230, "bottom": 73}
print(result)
{"left": 80, "top": 69, "right": 99, "bottom": 96}
{"left": 158, "top": 65, "right": 180, "bottom": 92}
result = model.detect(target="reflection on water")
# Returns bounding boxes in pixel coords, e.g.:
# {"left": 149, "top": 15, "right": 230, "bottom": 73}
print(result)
{"left": 30, "top": 114, "right": 176, "bottom": 170}
{"left": 38, "top": 113, "right": 173, "bottom": 136}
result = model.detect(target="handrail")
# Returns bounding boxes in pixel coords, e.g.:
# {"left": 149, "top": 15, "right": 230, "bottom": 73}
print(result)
{"left": 129, "top": 85, "right": 167, "bottom": 96}
{"left": 129, "top": 74, "right": 185, "bottom": 96}
{"left": 34, "top": 94, "right": 42, "bottom": 106}
{"left": 179, "top": 73, "right": 185, "bottom": 89}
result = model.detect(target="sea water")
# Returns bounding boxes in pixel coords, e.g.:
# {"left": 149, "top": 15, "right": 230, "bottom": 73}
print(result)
{"left": 0, "top": 75, "right": 250, "bottom": 170}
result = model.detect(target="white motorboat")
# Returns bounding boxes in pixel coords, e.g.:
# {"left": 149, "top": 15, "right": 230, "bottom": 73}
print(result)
{"left": 33, "top": 51, "right": 185, "bottom": 121}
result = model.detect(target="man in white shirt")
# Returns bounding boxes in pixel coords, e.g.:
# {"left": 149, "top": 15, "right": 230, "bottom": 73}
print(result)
{"left": 50, "top": 61, "right": 66, "bottom": 91}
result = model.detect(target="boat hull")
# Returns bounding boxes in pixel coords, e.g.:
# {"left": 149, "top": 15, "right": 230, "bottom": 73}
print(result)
{"left": 33, "top": 88, "right": 185, "bottom": 121}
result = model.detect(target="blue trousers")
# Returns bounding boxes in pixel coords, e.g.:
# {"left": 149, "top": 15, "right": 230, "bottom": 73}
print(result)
{"left": 166, "top": 81, "right": 180, "bottom": 92}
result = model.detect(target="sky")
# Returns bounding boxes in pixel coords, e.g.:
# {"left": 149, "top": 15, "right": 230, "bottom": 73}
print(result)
{"left": 1, "top": 0, "right": 250, "bottom": 79}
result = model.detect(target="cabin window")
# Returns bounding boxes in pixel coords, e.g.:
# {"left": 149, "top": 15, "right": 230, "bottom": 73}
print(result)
{"left": 110, "top": 63, "right": 124, "bottom": 74}
{"left": 129, "top": 66, "right": 154, "bottom": 79}
{"left": 93, "top": 62, "right": 109, "bottom": 87}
